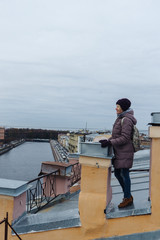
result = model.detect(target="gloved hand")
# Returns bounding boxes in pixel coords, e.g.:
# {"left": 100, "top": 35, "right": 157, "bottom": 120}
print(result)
{"left": 99, "top": 139, "right": 112, "bottom": 148}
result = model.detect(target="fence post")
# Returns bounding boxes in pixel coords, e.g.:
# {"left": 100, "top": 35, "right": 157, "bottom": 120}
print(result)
{"left": 4, "top": 212, "right": 8, "bottom": 240}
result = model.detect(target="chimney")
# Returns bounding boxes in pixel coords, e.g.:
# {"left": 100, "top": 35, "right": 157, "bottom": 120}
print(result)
{"left": 149, "top": 112, "right": 160, "bottom": 220}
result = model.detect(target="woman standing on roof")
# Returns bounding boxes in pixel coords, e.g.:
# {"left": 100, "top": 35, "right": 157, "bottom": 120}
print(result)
{"left": 99, "top": 98, "right": 137, "bottom": 208}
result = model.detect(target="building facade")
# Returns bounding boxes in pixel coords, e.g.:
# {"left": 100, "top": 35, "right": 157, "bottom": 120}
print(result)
{"left": 0, "top": 127, "right": 5, "bottom": 145}
{"left": 68, "top": 133, "right": 84, "bottom": 153}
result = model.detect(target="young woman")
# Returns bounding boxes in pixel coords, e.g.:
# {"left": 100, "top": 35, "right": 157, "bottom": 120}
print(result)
{"left": 100, "top": 98, "right": 137, "bottom": 208}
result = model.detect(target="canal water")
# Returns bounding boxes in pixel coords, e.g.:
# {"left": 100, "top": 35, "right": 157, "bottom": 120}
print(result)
{"left": 0, "top": 142, "right": 54, "bottom": 181}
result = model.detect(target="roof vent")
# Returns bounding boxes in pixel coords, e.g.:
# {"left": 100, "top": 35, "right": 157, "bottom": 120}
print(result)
{"left": 149, "top": 112, "right": 160, "bottom": 126}
{"left": 80, "top": 142, "right": 113, "bottom": 158}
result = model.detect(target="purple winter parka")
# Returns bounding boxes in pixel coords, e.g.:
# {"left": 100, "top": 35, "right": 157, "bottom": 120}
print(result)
{"left": 109, "top": 109, "right": 137, "bottom": 169}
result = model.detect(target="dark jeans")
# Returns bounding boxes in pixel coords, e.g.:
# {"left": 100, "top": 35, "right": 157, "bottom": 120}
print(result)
{"left": 114, "top": 168, "right": 131, "bottom": 199}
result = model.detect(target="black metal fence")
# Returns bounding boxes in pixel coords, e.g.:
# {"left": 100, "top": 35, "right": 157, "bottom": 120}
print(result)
{"left": 27, "top": 170, "right": 59, "bottom": 213}
{"left": 0, "top": 212, "right": 22, "bottom": 240}
{"left": 111, "top": 168, "right": 149, "bottom": 173}
{"left": 70, "top": 162, "right": 81, "bottom": 187}
{"left": 27, "top": 162, "right": 81, "bottom": 213}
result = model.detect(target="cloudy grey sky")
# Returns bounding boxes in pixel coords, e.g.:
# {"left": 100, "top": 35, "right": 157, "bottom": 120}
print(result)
{"left": 0, "top": 0, "right": 160, "bottom": 131}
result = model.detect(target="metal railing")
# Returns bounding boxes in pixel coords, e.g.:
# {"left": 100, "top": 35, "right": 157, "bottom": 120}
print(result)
{"left": 111, "top": 168, "right": 150, "bottom": 173}
{"left": 0, "top": 212, "right": 22, "bottom": 240}
{"left": 70, "top": 162, "right": 81, "bottom": 187}
{"left": 27, "top": 170, "right": 59, "bottom": 213}
{"left": 27, "top": 162, "right": 81, "bottom": 213}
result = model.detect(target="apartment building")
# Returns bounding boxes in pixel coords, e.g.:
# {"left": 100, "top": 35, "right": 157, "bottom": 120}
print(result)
{"left": 0, "top": 127, "right": 5, "bottom": 145}
{"left": 68, "top": 132, "right": 84, "bottom": 153}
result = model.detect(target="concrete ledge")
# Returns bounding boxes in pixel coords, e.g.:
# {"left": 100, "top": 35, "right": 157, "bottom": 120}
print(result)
{"left": 0, "top": 178, "right": 31, "bottom": 197}
{"left": 94, "top": 229, "right": 160, "bottom": 240}
{"left": 13, "top": 217, "right": 81, "bottom": 234}
{"left": 106, "top": 199, "right": 151, "bottom": 219}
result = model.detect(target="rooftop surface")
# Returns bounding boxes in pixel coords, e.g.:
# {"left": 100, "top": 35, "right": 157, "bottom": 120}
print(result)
{"left": 13, "top": 191, "right": 81, "bottom": 234}
{"left": 106, "top": 150, "right": 150, "bottom": 218}
{"left": 13, "top": 149, "right": 150, "bottom": 235}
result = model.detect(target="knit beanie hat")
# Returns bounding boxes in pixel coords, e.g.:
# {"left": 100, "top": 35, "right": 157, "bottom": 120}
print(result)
{"left": 116, "top": 98, "right": 131, "bottom": 111}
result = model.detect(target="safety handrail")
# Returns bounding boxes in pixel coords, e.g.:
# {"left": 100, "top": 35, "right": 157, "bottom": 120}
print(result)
{"left": 27, "top": 170, "right": 60, "bottom": 213}
{"left": 111, "top": 168, "right": 149, "bottom": 173}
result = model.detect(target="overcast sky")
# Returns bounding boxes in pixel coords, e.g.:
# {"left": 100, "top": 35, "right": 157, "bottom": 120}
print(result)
{"left": 0, "top": 0, "right": 160, "bottom": 131}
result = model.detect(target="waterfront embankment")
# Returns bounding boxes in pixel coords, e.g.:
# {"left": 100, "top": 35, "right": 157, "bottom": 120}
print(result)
{"left": 0, "top": 141, "right": 54, "bottom": 181}
{"left": 0, "top": 139, "right": 25, "bottom": 155}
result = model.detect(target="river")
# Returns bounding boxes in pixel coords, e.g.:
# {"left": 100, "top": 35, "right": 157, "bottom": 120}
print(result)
{"left": 0, "top": 142, "right": 54, "bottom": 181}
